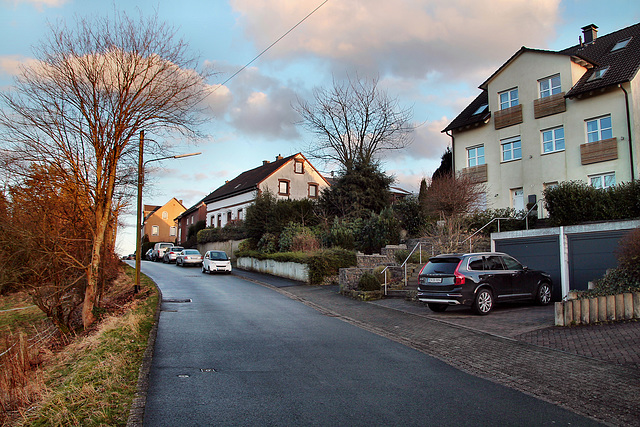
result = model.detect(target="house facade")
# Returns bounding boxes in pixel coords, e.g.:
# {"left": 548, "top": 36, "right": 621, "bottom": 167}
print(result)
{"left": 443, "top": 23, "right": 640, "bottom": 217}
{"left": 175, "top": 199, "right": 207, "bottom": 244}
{"left": 203, "top": 153, "right": 330, "bottom": 228}
{"left": 143, "top": 197, "right": 186, "bottom": 243}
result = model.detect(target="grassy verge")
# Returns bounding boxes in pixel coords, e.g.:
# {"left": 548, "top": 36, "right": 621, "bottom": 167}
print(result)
{"left": 2, "top": 265, "right": 158, "bottom": 426}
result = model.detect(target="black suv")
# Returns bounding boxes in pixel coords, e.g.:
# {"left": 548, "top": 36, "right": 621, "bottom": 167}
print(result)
{"left": 417, "top": 252, "right": 552, "bottom": 315}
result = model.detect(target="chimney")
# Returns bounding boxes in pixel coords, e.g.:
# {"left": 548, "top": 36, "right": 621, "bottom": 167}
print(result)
{"left": 582, "top": 24, "right": 598, "bottom": 44}
{"left": 276, "top": 154, "right": 283, "bottom": 161}
{"left": 263, "top": 160, "right": 270, "bottom": 165}
{"left": 225, "top": 180, "right": 229, "bottom": 184}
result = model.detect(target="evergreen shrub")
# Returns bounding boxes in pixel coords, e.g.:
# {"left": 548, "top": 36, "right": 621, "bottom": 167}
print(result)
{"left": 358, "top": 272, "right": 381, "bottom": 291}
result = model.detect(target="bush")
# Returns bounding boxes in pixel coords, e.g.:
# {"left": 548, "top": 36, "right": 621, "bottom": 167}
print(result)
{"left": 307, "top": 248, "right": 357, "bottom": 285}
{"left": 579, "top": 267, "right": 640, "bottom": 298}
{"left": 257, "top": 233, "right": 278, "bottom": 254}
{"left": 358, "top": 272, "right": 381, "bottom": 291}
{"left": 357, "top": 208, "right": 400, "bottom": 254}
{"left": 197, "top": 221, "right": 248, "bottom": 244}
{"left": 544, "top": 180, "right": 640, "bottom": 225}
{"left": 616, "top": 228, "right": 640, "bottom": 274}
{"left": 327, "top": 218, "right": 361, "bottom": 250}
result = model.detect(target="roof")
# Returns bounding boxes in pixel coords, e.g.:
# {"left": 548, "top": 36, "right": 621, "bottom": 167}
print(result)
{"left": 176, "top": 198, "right": 206, "bottom": 220}
{"left": 202, "top": 154, "right": 298, "bottom": 204}
{"left": 443, "top": 22, "right": 640, "bottom": 133}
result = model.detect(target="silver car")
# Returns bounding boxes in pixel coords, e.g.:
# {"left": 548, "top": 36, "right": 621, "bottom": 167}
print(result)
{"left": 175, "top": 249, "right": 203, "bottom": 267}
{"left": 163, "top": 246, "right": 184, "bottom": 263}
{"left": 202, "top": 250, "right": 232, "bottom": 274}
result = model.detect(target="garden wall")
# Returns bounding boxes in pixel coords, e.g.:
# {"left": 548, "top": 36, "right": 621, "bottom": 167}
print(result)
{"left": 198, "top": 239, "right": 244, "bottom": 261}
{"left": 236, "top": 257, "right": 309, "bottom": 282}
{"left": 555, "top": 292, "right": 640, "bottom": 326}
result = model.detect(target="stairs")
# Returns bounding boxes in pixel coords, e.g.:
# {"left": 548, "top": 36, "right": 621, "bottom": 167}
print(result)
{"left": 383, "top": 263, "right": 423, "bottom": 298}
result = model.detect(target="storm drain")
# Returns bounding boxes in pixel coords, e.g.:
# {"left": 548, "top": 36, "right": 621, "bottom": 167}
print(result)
{"left": 200, "top": 368, "right": 217, "bottom": 373}
{"left": 162, "top": 298, "right": 192, "bottom": 303}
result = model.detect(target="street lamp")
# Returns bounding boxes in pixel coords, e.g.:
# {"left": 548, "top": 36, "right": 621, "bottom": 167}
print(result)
{"left": 134, "top": 130, "right": 201, "bottom": 292}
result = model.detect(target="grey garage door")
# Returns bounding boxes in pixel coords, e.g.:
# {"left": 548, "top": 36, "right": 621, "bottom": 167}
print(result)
{"left": 567, "top": 230, "right": 628, "bottom": 291}
{"left": 494, "top": 236, "right": 561, "bottom": 301}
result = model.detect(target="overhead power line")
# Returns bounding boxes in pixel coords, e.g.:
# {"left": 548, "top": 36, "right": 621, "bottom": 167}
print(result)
{"left": 216, "top": 0, "right": 330, "bottom": 90}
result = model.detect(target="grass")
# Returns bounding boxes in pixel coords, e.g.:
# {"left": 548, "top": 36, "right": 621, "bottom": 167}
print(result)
{"left": 1, "top": 265, "right": 158, "bottom": 426}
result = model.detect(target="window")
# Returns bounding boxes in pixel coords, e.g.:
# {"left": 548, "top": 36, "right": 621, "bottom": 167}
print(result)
{"left": 539, "top": 74, "right": 561, "bottom": 98}
{"left": 586, "top": 115, "right": 613, "bottom": 142}
{"left": 502, "top": 255, "right": 523, "bottom": 271}
{"left": 590, "top": 172, "right": 616, "bottom": 189}
{"left": 162, "top": 211, "right": 168, "bottom": 220}
{"left": 308, "top": 183, "right": 319, "bottom": 198}
{"left": 588, "top": 66, "right": 609, "bottom": 81}
{"left": 210, "top": 216, "right": 215, "bottom": 227}
{"left": 227, "top": 211, "right": 232, "bottom": 223}
{"left": 467, "top": 145, "right": 485, "bottom": 167}
{"left": 237, "top": 208, "right": 243, "bottom": 221}
{"left": 170, "top": 226, "right": 176, "bottom": 236}
{"left": 542, "top": 126, "right": 565, "bottom": 153}
{"left": 294, "top": 159, "right": 304, "bottom": 174}
{"left": 499, "top": 88, "right": 518, "bottom": 110}
{"left": 152, "top": 225, "right": 159, "bottom": 236}
{"left": 217, "top": 214, "right": 221, "bottom": 228}
{"left": 501, "top": 136, "right": 522, "bottom": 162}
{"left": 472, "top": 104, "right": 488, "bottom": 115}
{"left": 485, "top": 256, "right": 505, "bottom": 271}
{"left": 278, "top": 180, "right": 290, "bottom": 196}
{"left": 544, "top": 182, "right": 559, "bottom": 191}
{"left": 611, "top": 37, "right": 632, "bottom": 52}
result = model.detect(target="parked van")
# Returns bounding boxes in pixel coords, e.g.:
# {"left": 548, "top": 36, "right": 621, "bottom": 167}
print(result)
{"left": 151, "top": 242, "right": 173, "bottom": 262}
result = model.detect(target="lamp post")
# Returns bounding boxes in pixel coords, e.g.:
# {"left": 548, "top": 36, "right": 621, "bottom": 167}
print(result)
{"left": 134, "top": 130, "right": 201, "bottom": 292}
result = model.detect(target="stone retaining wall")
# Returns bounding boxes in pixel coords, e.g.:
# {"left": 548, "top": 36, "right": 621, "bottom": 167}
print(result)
{"left": 555, "top": 292, "right": 640, "bottom": 326}
{"left": 236, "top": 257, "right": 309, "bottom": 282}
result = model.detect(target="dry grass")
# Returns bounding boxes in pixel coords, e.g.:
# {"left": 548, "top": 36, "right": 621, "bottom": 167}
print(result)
{"left": 0, "top": 265, "right": 158, "bottom": 426}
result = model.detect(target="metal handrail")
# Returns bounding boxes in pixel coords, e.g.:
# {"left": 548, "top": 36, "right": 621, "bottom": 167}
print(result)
{"left": 381, "top": 241, "right": 429, "bottom": 295}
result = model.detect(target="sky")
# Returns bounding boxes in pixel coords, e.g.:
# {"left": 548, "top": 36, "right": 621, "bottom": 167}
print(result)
{"left": 1, "top": 0, "right": 639, "bottom": 255}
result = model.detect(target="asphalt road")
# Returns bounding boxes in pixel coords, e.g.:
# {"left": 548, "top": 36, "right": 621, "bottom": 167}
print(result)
{"left": 139, "top": 261, "right": 601, "bottom": 426}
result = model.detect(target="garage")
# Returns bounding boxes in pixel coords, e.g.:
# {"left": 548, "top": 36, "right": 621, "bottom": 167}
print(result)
{"left": 494, "top": 235, "right": 562, "bottom": 301}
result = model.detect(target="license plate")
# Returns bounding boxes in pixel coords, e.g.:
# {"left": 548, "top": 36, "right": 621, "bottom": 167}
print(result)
{"left": 427, "top": 277, "right": 442, "bottom": 283}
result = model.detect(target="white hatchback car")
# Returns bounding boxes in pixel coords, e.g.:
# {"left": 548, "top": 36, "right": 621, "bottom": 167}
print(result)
{"left": 202, "top": 250, "right": 232, "bottom": 274}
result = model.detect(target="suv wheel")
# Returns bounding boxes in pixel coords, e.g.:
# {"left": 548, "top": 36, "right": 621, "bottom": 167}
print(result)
{"left": 427, "top": 303, "right": 448, "bottom": 312}
{"left": 473, "top": 288, "right": 493, "bottom": 315}
{"left": 536, "top": 283, "right": 552, "bottom": 305}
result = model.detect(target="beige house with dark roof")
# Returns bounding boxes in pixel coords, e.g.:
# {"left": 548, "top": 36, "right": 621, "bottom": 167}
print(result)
{"left": 203, "top": 153, "right": 330, "bottom": 228}
{"left": 444, "top": 23, "right": 640, "bottom": 216}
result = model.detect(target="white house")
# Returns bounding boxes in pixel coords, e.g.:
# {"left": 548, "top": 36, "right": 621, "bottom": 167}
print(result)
{"left": 443, "top": 23, "right": 640, "bottom": 216}
{"left": 203, "top": 153, "right": 330, "bottom": 228}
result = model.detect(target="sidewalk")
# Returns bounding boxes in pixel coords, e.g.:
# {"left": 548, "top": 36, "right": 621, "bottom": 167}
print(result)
{"left": 234, "top": 269, "right": 640, "bottom": 426}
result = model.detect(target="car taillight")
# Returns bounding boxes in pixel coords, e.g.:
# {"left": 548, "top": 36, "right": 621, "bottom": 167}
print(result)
{"left": 453, "top": 261, "right": 465, "bottom": 286}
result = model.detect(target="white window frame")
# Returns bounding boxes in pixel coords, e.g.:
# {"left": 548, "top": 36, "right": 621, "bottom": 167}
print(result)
{"left": 294, "top": 159, "right": 304, "bottom": 174}
{"left": 162, "top": 211, "right": 168, "bottom": 220}
{"left": 467, "top": 145, "right": 485, "bottom": 167}
{"left": 589, "top": 172, "right": 616, "bottom": 189}
{"left": 308, "top": 183, "right": 318, "bottom": 198}
{"left": 586, "top": 115, "right": 613, "bottom": 143}
{"left": 542, "top": 126, "right": 565, "bottom": 154}
{"left": 501, "top": 136, "right": 522, "bottom": 162}
{"left": 499, "top": 88, "right": 519, "bottom": 110}
{"left": 539, "top": 74, "right": 561, "bottom": 98}
{"left": 152, "top": 225, "right": 159, "bottom": 236}
{"left": 170, "top": 226, "right": 176, "bottom": 236}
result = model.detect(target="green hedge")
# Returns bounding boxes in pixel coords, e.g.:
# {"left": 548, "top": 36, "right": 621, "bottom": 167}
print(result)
{"left": 235, "top": 248, "right": 357, "bottom": 284}
{"left": 544, "top": 180, "right": 640, "bottom": 225}
{"left": 197, "top": 221, "right": 248, "bottom": 244}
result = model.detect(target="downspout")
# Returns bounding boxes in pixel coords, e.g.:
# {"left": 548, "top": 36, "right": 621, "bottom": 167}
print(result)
{"left": 619, "top": 84, "right": 635, "bottom": 181}
{"left": 445, "top": 130, "right": 455, "bottom": 175}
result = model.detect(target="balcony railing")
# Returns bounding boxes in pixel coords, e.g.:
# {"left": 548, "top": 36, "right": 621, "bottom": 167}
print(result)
{"left": 534, "top": 92, "right": 566, "bottom": 118}
{"left": 494, "top": 104, "right": 523, "bottom": 129}
{"left": 580, "top": 137, "right": 618, "bottom": 165}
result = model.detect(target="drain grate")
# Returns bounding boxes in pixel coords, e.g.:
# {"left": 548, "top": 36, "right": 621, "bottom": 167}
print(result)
{"left": 162, "top": 298, "right": 192, "bottom": 303}
{"left": 200, "top": 368, "right": 216, "bottom": 373}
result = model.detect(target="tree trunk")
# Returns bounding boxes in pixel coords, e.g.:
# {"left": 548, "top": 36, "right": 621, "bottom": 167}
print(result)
{"left": 82, "top": 204, "right": 111, "bottom": 329}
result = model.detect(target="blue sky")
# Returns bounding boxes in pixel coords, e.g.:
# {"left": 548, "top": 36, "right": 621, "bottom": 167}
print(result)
{"left": 1, "top": 0, "right": 639, "bottom": 255}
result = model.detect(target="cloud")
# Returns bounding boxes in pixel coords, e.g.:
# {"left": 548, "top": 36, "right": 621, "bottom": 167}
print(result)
{"left": 0, "top": 55, "right": 38, "bottom": 77}
{"left": 230, "top": 0, "right": 561, "bottom": 82}
{"left": 205, "top": 60, "right": 302, "bottom": 140}
{"left": 6, "top": 0, "right": 69, "bottom": 11}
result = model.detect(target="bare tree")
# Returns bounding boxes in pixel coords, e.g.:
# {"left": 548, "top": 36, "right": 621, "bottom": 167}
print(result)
{"left": 422, "top": 173, "right": 486, "bottom": 219}
{"left": 0, "top": 11, "right": 212, "bottom": 328}
{"left": 295, "top": 75, "right": 413, "bottom": 171}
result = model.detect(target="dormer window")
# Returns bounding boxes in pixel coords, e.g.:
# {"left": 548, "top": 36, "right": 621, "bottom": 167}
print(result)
{"left": 472, "top": 104, "right": 488, "bottom": 115}
{"left": 588, "top": 66, "right": 609, "bottom": 81}
{"left": 611, "top": 37, "right": 632, "bottom": 52}
{"left": 294, "top": 159, "right": 304, "bottom": 174}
